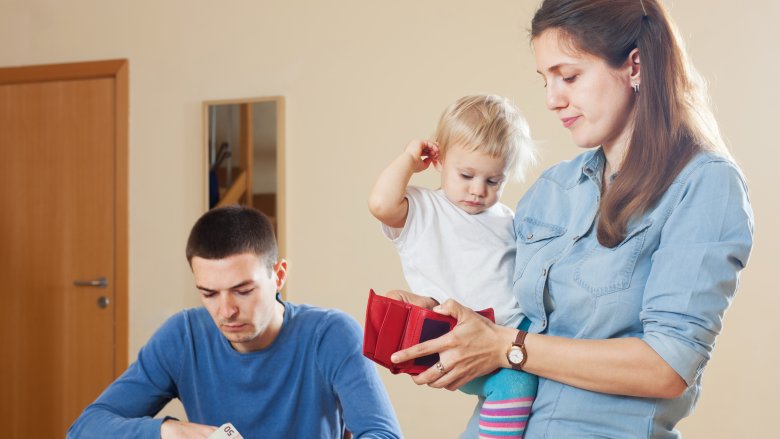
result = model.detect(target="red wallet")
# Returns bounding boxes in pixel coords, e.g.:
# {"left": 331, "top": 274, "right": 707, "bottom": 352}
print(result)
{"left": 362, "top": 289, "right": 495, "bottom": 375}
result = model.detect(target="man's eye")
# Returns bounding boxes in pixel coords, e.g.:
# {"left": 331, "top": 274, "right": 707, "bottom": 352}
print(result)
{"left": 201, "top": 292, "right": 216, "bottom": 298}
{"left": 236, "top": 289, "right": 254, "bottom": 296}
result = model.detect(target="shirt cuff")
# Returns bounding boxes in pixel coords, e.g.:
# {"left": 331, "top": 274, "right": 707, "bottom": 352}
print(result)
{"left": 642, "top": 331, "right": 706, "bottom": 386}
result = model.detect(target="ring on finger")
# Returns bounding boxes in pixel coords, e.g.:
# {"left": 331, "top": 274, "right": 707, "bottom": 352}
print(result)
{"left": 435, "top": 361, "right": 446, "bottom": 374}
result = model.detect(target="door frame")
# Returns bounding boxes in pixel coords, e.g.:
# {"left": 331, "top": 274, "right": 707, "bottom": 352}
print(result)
{"left": 0, "top": 59, "right": 129, "bottom": 373}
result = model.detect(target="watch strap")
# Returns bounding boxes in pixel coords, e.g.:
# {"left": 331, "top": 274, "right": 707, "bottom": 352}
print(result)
{"left": 509, "top": 329, "right": 528, "bottom": 370}
{"left": 514, "top": 329, "right": 528, "bottom": 348}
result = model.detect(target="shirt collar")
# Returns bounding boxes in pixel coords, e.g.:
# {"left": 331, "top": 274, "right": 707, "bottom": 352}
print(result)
{"left": 579, "top": 147, "right": 606, "bottom": 186}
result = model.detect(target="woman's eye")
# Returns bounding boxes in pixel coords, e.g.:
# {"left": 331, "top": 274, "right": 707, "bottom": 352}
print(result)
{"left": 487, "top": 180, "right": 500, "bottom": 186}
{"left": 460, "top": 174, "right": 473, "bottom": 180}
{"left": 563, "top": 75, "right": 578, "bottom": 83}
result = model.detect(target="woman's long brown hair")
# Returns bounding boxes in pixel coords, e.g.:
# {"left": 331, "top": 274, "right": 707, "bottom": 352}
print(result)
{"left": 531, "top": 0, "right": 729, "bottom": 247}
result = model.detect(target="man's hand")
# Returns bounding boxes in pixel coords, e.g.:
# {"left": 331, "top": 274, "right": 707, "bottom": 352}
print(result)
{"left": 161, "top": 419, "right": 218, "bottom": 439}
{"left": 385, "top": 289, "right": 439, "bottom": 309}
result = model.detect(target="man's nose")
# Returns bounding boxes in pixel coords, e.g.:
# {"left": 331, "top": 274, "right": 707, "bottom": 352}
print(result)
{"left": 220, "top": 293, "right": 238, "bottom": 319}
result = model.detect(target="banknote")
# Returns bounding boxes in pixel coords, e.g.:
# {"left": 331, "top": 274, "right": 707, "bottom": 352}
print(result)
{"left": 207, "top": 422, "right": 244, "bottom": 439}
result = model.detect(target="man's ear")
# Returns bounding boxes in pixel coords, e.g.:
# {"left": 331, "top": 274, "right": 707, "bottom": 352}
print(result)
{"left": 628, "top": 47, "right": 641, "bottom": 86}
{"left": 273, "top": 259, "right": 288, "bottom": 291}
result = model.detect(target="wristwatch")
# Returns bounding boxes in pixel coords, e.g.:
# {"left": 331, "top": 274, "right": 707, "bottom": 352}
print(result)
{"left": 507, "top": 329, "right": 528, "bottom": 370}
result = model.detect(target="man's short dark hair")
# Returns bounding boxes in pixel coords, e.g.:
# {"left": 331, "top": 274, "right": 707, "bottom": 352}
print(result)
{"left": 186, "top": 205, "right": 278, "bottom": 272}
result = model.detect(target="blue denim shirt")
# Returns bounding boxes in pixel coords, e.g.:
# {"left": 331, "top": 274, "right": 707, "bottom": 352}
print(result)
{"left": 510, "top": 148, "right": 754, "bottom": 438}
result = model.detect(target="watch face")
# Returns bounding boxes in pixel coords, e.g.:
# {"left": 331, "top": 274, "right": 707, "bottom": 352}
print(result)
{"left": 508, "top": 347, "right": 524, "bottom": 365}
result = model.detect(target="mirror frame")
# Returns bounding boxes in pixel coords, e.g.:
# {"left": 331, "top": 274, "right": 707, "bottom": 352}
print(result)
{"left": 202, "top": 96, "right": 286, "bottom": 258}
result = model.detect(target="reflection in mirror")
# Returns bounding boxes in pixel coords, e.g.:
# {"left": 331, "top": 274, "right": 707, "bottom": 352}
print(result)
{"left": 204, "top": 97, "right": 285, "bottom": 247}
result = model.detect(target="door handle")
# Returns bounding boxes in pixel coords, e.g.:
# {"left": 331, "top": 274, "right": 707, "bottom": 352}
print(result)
{"left": 73, "top": 277, "right": 108, "bottom": 288}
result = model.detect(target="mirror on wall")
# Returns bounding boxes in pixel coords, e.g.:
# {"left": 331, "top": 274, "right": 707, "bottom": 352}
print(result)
{"left": 204, "top": 96, "right": 285, "bottom": 250}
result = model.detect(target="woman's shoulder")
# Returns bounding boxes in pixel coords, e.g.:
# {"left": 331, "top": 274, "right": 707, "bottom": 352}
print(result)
{"left": 671, "top": 151, "right": 749, "bottom": 197}
{"left": 680, "top": 150, "right": 744, "bottom": 178}
{"left": 652, "top": 150, "right": 753, "bottom": 232}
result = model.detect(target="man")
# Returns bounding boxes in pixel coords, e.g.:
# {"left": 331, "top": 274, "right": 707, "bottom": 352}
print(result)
{"left": 68, "top": 206, "right": 401, "bottom": 438}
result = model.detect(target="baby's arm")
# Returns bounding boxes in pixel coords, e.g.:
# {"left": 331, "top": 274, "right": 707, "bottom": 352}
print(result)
{"left": 386, "top": 289, "right": 440, "bottom": 310}
{"left": 368, "top": 140, "right": 439, "bottom": 228}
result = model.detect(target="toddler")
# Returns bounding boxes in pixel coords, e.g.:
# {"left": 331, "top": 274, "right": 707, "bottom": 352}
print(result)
{"left": 368, "top": 94, "right": 537, "bottom": 438}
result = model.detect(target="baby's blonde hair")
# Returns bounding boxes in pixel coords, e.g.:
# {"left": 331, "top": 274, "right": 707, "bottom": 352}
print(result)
{"left": 434, "top": 94, "right": 536, "bottom": 180}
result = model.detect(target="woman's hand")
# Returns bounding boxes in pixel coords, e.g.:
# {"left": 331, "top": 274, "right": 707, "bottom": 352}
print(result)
{"left": 385, "top": 289, "right": 439, "bottom": 309}
{"left": 391, "top": 299, "right": 517, "bottom": 391}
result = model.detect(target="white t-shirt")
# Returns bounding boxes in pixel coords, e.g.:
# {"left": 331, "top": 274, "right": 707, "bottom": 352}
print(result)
{"left": 382, "top": 186, "right": 523, "bottom": 328}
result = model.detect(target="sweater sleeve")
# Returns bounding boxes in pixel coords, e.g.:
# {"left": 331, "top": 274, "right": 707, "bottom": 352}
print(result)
{"left": 316, "top": 311, "right": 402, "bottom": 439}
{"left": 67, "top": 312, "right": 187, "bottom": 439}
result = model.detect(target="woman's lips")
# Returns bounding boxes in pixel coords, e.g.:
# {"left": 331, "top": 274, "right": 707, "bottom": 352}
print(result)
{"left": 561, "top": 116, "right": 580, "bottom": 128}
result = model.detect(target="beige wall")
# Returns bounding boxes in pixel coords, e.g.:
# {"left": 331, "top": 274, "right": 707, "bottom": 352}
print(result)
{"left": 1, "top": 0, "right": 777, "bottom": 436}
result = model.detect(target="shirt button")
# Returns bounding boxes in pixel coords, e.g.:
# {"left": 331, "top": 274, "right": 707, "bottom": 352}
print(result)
{"left": 572, "top": 235, "right": 579, "bottom": 241}
{"left": 542, "top": 268, "right": 547, "bottom": 276}
{"left": 527, "top": 234, "right": 533, "bottom": 239}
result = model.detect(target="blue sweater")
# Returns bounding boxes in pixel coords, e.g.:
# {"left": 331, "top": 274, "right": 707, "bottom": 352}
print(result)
{"left": 68, "top": 297, "right": 401, "bottom": 438}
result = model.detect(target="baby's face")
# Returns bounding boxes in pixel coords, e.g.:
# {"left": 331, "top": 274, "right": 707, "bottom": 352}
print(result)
{"left": 440, "top": 145, "right": 508, "bottom": 214}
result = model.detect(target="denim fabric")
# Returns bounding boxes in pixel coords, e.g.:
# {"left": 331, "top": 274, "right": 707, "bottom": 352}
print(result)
{"left": 507, "top": 148, "right": 754, "bottom": 438}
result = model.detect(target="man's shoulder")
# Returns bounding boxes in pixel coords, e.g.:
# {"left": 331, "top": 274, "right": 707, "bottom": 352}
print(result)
{"left": 284, "top": 301, "right": 366, "bottom": 374}
{"left": 285, "top": 301, "right": 362, "bottom": 347}
{"left": 168, "top": 307, "right": 212, "bottom": 329}
{"left": 288, "top": 301, "right": 360, "bottom": 331}
{"left": 150, "top": 307, "right": 213, "bottom": 342}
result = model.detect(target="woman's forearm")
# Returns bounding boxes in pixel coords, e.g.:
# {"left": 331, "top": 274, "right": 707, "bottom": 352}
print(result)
{"left": 517, "top": 333, "right": 687, "bottom": 398}
{"left": 394, "top": 300, "right": 686, "bottom": 399}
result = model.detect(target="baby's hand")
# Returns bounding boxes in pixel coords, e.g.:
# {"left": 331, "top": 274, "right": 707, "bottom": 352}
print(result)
{"left": 385, "top": 289, "right": 440, "bottom": 310}
{"left": 404, "top": 140, "right": 440, "bottom": 173}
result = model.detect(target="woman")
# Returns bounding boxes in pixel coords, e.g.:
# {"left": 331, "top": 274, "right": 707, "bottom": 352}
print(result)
{"left": 388, "top": 0, "right": 754, "bottom": 437}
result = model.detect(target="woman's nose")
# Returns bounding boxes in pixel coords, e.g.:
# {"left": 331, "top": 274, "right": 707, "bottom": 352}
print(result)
{"left": 545, "top": 82, "right": 567, "bottom": 111}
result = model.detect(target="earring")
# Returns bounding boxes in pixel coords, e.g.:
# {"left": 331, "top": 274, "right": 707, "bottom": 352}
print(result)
{"left": 632, "top": 83, "right": 640, "bottom": 93}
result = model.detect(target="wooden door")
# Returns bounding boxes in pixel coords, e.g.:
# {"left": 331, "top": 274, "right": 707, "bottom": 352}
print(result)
{"left": 0, "top": 60, "right": 128, "bottom": 437}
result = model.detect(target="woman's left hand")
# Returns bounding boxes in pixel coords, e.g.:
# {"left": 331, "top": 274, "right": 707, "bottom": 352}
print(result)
{"left": 391, "top": 299, "right": 516, "bottom": 390}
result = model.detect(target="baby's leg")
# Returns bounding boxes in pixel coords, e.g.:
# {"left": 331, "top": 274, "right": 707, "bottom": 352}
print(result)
{"left": 458, "top": 374, "right": 487, "bottom": 396}
{"left": 477, "top": 368, "right": 537, "bottom": 438}
{"left": 477, "top": 318, "right": 536, "bottom": 438}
